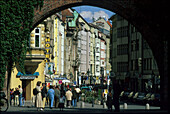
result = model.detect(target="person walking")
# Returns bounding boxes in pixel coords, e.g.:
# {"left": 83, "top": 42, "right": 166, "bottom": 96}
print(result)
{"left": 41, "top": 83, "right": 47, "bottom": 109}
{"left": 18, "top": 85, "right": 23, "bottom": 107}
{"left": 14, "top": 88, "right": 19, "bottom": 106}
{"left": 54, "top": 85, "right": 60, "bottom": 108}
{"left": 60, "top": 83, "right": 65, "bottom": 97}
{"left": 10, "top": 88, "right": 14, "bottom": 106}
{"left": 58, "top": 94, "right": 65, "bottom": 111}
{"left": 22, "top": 92, "right": 25, "bottom": 107}
{"left": 75, "top": 86, "right": 81, "bottom": 102}
{"left": 47, "top": 85, "right": 55, "bottom": 109}
{"left": 65, "top": 88, "right": 72, "bottom": 108}
{"left": 72, "top": 87, "right": 77, "bottom": 107}
{"left": 35, "top": 81, "right": 43, "bottom": 111}
{"left": 106, "top": 89, "right": 113, "bottom": 112}
{"left": 112, "top": 80, "right": 121, "bottom": 112}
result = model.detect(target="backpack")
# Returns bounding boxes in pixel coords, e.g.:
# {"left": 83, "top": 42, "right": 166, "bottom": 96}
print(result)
{"left": 33, "top": 88, "right": 38, "bottom": 95}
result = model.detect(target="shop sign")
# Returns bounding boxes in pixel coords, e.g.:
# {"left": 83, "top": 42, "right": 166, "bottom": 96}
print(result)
{"left": 44, "top": 35, "right": 51, "bottom": 64}
{"left": 20, "top": 76, "right": 36, "bottom": 80}
{"left": 59, "top": 80, "right": 62, "bottom": 84}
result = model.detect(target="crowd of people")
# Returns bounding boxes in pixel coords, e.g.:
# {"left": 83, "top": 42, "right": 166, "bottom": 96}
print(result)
{"left": 10, "top": 85, "right": 24, "bottom": 107}
{"left": 9, "top": 80, "right": 121, "bottom": 112}
{"left": 34, "top": 81, "right": 81, "bottom": 111}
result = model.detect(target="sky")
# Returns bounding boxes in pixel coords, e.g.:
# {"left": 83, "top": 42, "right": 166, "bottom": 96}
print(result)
{"left": 72, "top": 5, "right": 115, "bottom": 23}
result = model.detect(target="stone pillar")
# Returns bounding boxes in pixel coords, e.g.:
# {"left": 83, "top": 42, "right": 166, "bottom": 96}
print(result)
{"left": 160, "top": 40, "right": 169, "bottom": 111}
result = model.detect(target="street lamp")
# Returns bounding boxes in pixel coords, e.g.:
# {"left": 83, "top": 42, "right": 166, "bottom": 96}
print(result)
{"left": 77, "top": 71, "right": 79, "bottom": 86}
{"left": 87, "top": 69, "right": 90, "bottom": 85}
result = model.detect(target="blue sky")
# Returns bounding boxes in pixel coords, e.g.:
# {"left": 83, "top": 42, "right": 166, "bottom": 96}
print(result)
{"left": 72, "top": 5, "right": 115, "bottom": 23}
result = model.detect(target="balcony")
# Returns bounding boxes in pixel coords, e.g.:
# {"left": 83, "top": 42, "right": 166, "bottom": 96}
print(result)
{"left": 26, "top": 49, "right": 45, "bottom": 64}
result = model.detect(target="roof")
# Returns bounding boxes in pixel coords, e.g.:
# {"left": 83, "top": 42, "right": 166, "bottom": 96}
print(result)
{"left": 61, "top": 9, "right": 74, "bottom": 22}
{"left": 107, "top": 20, "right": 112, "bottom": 28}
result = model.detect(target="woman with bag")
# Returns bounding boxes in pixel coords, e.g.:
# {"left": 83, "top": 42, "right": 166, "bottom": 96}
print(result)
{"left": 35, "top": 81, "right": 43, "bottom": 111}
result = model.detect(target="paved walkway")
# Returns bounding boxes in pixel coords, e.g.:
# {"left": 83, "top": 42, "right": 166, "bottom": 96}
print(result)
{"left": 2, "top": 101, "right": 167, "bottom": 114}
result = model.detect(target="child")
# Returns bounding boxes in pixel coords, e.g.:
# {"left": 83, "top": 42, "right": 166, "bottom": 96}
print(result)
{"left": 58, "top": 94, "right": 65, "bottom": 111}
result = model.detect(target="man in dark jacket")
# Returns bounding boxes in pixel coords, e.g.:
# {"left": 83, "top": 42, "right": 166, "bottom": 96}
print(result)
{"left": 112, "top": 80, "right": 121, "bottom": 112}
{"left": 54, "top": 85, "right": 60, "bottom": 108}
{"left": 41, "top": 83, "right": 47, "bottom": 109}
{"left": 72, "top": 87, "right": 77, "bottom": 107}
{"left": 14, "top": 88, "right": 20, "bottom": 106}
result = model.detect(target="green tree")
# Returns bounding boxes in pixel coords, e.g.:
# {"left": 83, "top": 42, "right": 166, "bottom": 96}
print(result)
{"left": 0, "top": 0, "right": 44, "bottom": 90}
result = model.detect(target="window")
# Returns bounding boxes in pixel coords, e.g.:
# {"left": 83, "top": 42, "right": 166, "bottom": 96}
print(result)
{"left": 144, "top": 58, "right": 152, "bottom": 70}
{"left": 135, "top": 39, "right": 139, "bottom": 51}
{"left": 135, "top": 59, "right": 139, "bottom": 70}
{"left": 35, "top": 28, "right": 39, "bottom": 33}
{"left": 35, "top": 35, "right": 40, "bottom": 47}
{"left": 117, "top": 26, "right": 128, "bottom": 38}
{"left": 35, "top": 28, "right": 40, "bottom": 48}
{"left": 102, "top": 61, "right": 104, "bottom": 65}
{"left": 117, "top": 62, "right": 128, "bottom": 72}
{"left": 96, "top": 65, "right": 99, "bottom": 72}
{"left": 96, "top": 22, "right": 104, "bottom": 27}
{"left": 117, "top": 44, "right": 128, "bottom": 55}
{"left": 131, "top": 40, "right": 139, "bottom": 51}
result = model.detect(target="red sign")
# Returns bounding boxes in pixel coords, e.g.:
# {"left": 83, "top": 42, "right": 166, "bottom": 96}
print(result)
{"left": 47, "top": 83, "right": 50, "bottom": 87}
{"left": 59, "top": 80, "right": 62, "bottom": 84}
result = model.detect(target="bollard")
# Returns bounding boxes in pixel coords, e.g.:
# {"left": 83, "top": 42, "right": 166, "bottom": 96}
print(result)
{"left": 81, "top": 101, "right": 84, "bottom": 108}
{"left": 103, "top": 102, "right": 107, "bottom": 108}
{"left": 123, "top": 103, "right": 127, "bottom": 109}
{"left": 146, "top": 103, "right": 150, "bottom": 110}
{"left": 98, "top": 101, "right": 101, "bottom": 105}
{"left": 92, "top": 100, "right": 94, "bottom": 107}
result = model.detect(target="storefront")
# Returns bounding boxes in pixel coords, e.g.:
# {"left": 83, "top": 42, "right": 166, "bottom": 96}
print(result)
{"left": 10, "top": 61, "right": 45, "bottom": 101}
{"left": 16, "top": 72, "right": 39, "bottom": 100}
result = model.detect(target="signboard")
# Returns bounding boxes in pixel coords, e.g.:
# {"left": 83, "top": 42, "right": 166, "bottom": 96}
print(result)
{"left": 44, "top": 34, "right": 51, "bottom": 63}
{"left": 20, "top": 76, "right": 36, "bottom": 80}
{"left": 47, "top": 83, "right": 50, "bottom": 88}
{"left": 59, "top": 80, "right": 62, "bottom": 84}
{"left": 45, "top": 62, "right": 54, "bottom": 75}
{"left": 79, "top": 76, "right": 81, "bottom": 85}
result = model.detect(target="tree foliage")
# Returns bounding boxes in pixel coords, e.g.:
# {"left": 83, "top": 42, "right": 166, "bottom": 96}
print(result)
{"left": 0, "top": 0, "right": 43, "bottom": 90}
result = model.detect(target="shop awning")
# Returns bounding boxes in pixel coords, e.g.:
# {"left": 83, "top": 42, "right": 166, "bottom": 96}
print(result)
{"left": 17, "top": 72, "right": 39, "bottom": 80}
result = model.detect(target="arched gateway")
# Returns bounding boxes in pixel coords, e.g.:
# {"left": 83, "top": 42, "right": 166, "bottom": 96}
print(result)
{"left": 33, "top": 0, "right": 169, "bottom": 111}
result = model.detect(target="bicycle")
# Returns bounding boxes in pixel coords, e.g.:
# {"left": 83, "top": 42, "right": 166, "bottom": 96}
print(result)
{"left": 0, "top": 91, "right": 9, "bottom": 112}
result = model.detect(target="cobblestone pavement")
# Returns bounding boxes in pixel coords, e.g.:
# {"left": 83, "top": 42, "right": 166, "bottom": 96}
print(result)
{"left": 2, "top": 101, "right": 167, "bottom": 114}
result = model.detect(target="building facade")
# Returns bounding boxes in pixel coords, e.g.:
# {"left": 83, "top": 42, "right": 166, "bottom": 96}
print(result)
{"left": 9, "top": 9, "right": 112, "bottom": 99}
{"left": 110, "top": 14, "right": 160, "bottom": 93}
{"left": 10, "top": 24, "right": 46, "bottom": 100}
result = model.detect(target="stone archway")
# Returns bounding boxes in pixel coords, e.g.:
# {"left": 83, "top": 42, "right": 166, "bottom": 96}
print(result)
{"left": 32, "top": 0, "right": 169, "bottom": 111}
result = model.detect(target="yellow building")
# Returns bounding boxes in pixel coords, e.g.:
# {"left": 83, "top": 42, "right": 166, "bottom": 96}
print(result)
{"left": 53, "top": 14, "right": 65, "bottom": 77}
{"left": 10, "top": 24, "right": 46, "bottom": 100}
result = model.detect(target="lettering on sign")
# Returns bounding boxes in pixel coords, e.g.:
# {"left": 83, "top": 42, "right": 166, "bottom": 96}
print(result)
{"left": 20, "top": 76, "right": 36, "bottom": 80}
{"left": 44, "top": 34, "right": 51, "bottom": 65}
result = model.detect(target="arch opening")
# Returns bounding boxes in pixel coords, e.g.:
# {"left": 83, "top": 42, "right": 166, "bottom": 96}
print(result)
{"left": 19, "top": 0, "right": 170, "bottom": 111}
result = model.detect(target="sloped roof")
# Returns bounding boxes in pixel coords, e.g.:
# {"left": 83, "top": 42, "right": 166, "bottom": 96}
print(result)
{"left": 107, "top": 20, "right": 112, "bottom": 28}
{"left": 61, "top": 9, "right": 74, "bottom": 22}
